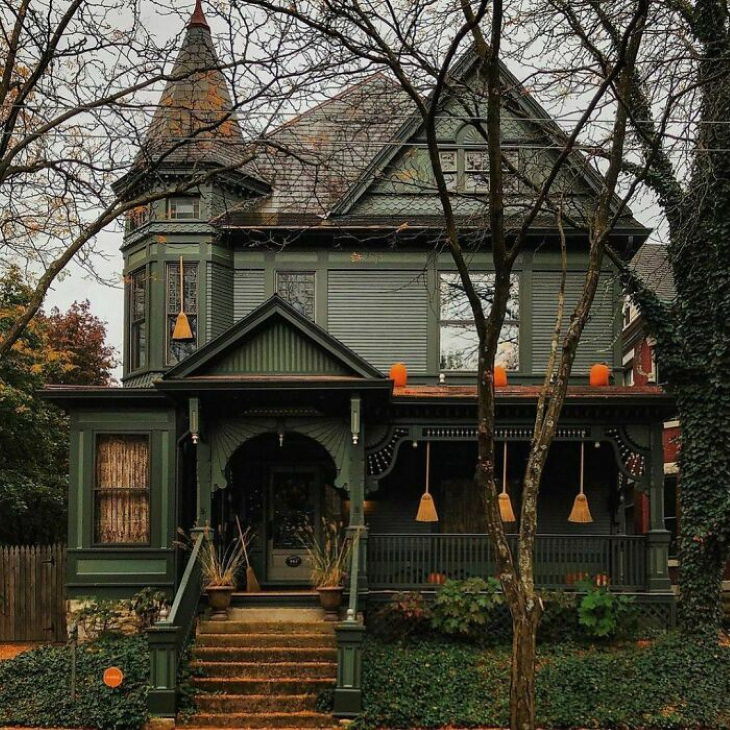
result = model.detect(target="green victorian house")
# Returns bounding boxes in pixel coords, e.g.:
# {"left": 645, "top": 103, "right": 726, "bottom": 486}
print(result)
{"left": 45, "top": 2, "right": 675, "bottom": 721}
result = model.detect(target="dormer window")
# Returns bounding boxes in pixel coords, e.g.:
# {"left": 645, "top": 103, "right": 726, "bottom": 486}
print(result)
{"left": 438, "top": 147, "right": 520, "bottom": 194}
{"left": 437, "top": 120, "right": 522, "bottom": 194}
{"left": 167, "top": 196, "right": 200, "bottom": 220}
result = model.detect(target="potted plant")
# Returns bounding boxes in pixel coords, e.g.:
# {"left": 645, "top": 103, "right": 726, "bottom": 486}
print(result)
{"left": 303, "top": 520, "right": 353, "bottom": 620}
{"left": 178, "top": 525, "right": 250, "bottom": 620}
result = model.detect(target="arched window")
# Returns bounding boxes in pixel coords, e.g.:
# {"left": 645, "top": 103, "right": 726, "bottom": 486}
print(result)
{"left": 437, "top": 123, "right": 521, "bottom": 194}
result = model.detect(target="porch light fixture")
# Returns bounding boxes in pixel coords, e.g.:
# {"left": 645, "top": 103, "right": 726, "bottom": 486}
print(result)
{"left": 172, "top": 256, "right": 195, "bottom": 341}
{"left": 568, "top": 442, "right": 593, "bottom": 523}
{"left": 415, "top": 441, "right": 439, "bottom": 522}
{"left": 498, "top": 442, "right": 516, "bottom": 522}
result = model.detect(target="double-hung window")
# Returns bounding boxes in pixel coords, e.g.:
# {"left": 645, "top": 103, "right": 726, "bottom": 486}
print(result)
{"left": 167, "top": 197, "right": 200, "bottom": 220}
{"left": 94, "top": 434, "right": 150, "bottom": 545}
{"left": 439, "top": 272, "right": 520, "bottom": 372}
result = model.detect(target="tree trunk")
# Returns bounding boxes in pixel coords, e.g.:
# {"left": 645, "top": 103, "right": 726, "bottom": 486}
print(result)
{"left": 675, "top": 384, "right": 729, "bottom": 632}
{"left": 509, "top": 601, "right": 542, "bottom": 730}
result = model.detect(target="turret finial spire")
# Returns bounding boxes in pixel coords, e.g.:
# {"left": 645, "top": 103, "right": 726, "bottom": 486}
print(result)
{"left": 188, "top": 0, "right": 209, "bottom": 29}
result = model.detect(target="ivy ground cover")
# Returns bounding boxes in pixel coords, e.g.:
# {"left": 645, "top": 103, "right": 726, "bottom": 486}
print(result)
{"left": 355, "top": 633, "right": 730, "bottom": 729}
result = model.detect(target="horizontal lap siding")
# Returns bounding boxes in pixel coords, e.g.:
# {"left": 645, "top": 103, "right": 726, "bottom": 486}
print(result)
{"left": 531, "top": 271, "right": 618, "bottom": 373}
{"left": 233, "top": 270, "right": 265, "bottom": 321}
{"left": 207, "top": 263, "right": 233, "bottom": 341}
{"left": 328, "top": 270, "right": 430, "bottom": 373}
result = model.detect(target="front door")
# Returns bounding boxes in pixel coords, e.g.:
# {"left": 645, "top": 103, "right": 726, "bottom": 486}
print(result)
{"left": 267, "top": 466, "right": 320, "bottom": 583}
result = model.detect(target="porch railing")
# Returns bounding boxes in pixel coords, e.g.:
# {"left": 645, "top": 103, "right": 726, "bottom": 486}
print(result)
{"left": 147, "top": 530, "right": 204, "bottom": 716}
{"left": 368, "top": 533, "right": 647, "bottom": 591}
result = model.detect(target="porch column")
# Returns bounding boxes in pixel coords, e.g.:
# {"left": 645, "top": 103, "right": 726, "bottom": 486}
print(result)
{"left": 190, "top": 397, "right": 211, "bottom": 529}
{"left": 646, "top": 423, "right": 672, "bottom": 591}
{"left": 347, "top": 394, "right": 368, "bottom": 594}
{"left": 334, "top": 395, "right": 367, "bottom": 717}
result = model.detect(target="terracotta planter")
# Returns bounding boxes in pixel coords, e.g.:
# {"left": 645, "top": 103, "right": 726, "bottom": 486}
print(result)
{"left": 317, "top": 586, "right": 344, "bottom": 621}
{"left": 207, "top": 585, "right": 234, "bottom": 621}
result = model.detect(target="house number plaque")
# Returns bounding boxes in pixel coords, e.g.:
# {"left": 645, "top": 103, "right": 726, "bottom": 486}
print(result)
{"left": 285, "top": 555, "right": 302, "bottom": 568}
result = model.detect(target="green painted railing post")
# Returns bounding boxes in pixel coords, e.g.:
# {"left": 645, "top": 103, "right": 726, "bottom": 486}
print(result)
{"left": 147, "top": 624, "right": 179, "bottom": 717}
{"left": 334, "top": 621, "right": 366, "bottom": 716}
{"left": 334, "top": 525, "right": 365, "bottom": 717}
{"left": 146, "top": 531, "right": 204, "bottom": 717}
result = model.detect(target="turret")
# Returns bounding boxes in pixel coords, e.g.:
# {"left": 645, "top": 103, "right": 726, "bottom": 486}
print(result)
{"left": 115, "top": 1, "right": 267, "bottom": 386}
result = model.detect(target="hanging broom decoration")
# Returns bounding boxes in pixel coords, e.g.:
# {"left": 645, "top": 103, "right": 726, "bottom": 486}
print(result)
{"left": 498, "top": 441, "right": 516, "bottom": 522}
{"left": 172, "top": 255, "right": 194, "bottom": 341}
{"left": 416, "top": 441, "right": 438, "bottom": 522}
{"left": 568, "top": 442, "right": 593, "bottom": 523}
{"left": 236, "top": 516, "right": 260, "bottom": 593}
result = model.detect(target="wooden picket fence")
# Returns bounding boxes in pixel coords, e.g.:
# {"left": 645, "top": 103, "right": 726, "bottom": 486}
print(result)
{"left": 0, "top": 544, "right": 67, "bottom": 642}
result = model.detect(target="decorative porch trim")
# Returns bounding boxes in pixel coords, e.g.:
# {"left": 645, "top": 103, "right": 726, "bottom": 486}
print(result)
{"left": 209, "top": 417, "right": 352, "bottom": 491}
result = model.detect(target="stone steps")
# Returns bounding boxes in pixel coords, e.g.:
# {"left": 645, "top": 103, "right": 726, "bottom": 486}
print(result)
{"left": 196, "top": 632, "right": 335, "bottom": 648}
{"left": 193, "top": 646, "right": 337, "bottom": 663}
{"left": 198, "top": 620, "right": 334, "bottom": 635}
{"left": 195, "top": 693, "right": 317, "bottom": 713}
{"left": 183, "top": 612, "right": 337, "bottom": 730}
{"left": 191, "top": 677, "right": 333, "bottom": 694}
{"left": 180, "top": 711, "right": 334, "bottom": 728}
{"left": 190, "top": 660, "right": 337, "bottom": 678}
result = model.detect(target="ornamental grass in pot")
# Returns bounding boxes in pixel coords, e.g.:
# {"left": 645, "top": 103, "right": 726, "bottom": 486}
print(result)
{"left": 178, "top": 525, "right": 252, "bottom": 620}
{"left": 303, "top": 520, "right": 353, "bottom": 620}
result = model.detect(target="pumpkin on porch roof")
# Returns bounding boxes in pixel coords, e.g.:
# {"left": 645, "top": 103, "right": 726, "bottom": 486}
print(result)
{"left": 494, "top": 365, "right": 508, "bottom": 387}
{"left": 389, "top": 362, "right": 408, "bottom": 387}
{"left": 589, "top": 363, "right": 611, "bottom": 387}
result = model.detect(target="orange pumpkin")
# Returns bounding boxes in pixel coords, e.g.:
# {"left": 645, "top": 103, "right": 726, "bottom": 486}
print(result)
{"left": 389, "top": 362, "right": 408, "bottom": 387}
{"left": 427, "top": 572, "right": 447, "bottom": 585}
{"left": 589, "top": 363, "right": 611, "bottom": 387}
{"left": 494, "top": 365, "right": 508, "bottom": 387}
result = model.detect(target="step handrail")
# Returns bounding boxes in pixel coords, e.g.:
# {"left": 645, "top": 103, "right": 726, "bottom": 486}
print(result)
{"left": 147, "top": 530, "right": 204, "bottom": 717}
{"left": 163, "top": 529, "right": 204, "bottom": 648}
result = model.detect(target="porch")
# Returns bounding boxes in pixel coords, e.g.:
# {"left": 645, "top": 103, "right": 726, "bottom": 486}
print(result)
{"left": 367, "top": 532, "right": 647, "bottom": 591}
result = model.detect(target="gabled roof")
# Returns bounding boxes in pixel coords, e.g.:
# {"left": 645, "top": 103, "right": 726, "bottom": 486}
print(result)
{"left": 163, "top": 295, "right": 385, "bottom": 380}
{"left": 214, "top": 49, "right": 647, "bottom": 236}
{"left": 631, "top": 243, "right": 675, "bottom": 301}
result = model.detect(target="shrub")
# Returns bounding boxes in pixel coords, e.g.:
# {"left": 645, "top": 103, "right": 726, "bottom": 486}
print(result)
{"left": 538, "top": 591, "right": 580, "bottom": 643}
{"left": 430, "top": 577, "right": 503, "bottom": 640}
{"left": 370, "top": 592, "right": 432, "bottom": 641}
{"left": 126, "top": 587, "right": 169, "bottom": 629}
{"left": 576, "top": 580, "right": 637, "bottom": 639}
{"left": 354, "top": 633, "right": 730, "bottom": 729}
{"left": 0, "top": 635, "right": 149, "bottom": 730}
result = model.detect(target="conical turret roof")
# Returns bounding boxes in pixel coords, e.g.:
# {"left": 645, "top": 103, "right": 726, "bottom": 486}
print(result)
{"left": 137, "top": 0, "right": 245, "bottom": 169}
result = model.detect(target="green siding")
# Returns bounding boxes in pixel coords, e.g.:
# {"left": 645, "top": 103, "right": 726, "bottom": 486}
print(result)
{"left": 207, "top": 261, "right": 234, "bottom": 340}
{"left": 233, "top": 269, "right": 265, "bottom": 320}
{"left": 328, "top": 270, "right": 431, "bottom": 374}
{"left": 531, "top": 271, "right": 618, "bottom": 374}
{"left": 204, "top": 320, "right": 350, "bottom": 375}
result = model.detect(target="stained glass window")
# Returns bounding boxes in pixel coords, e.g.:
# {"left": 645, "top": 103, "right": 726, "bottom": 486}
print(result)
{"left": 439, "top": 272, "right": 520, "bottom": 372}
{"left": 166, "top": 261, "right": 198, "bottom": 365}
{"left": 276, "top": 271, "right": 315, "bottom": 320}
{"left": 129, "top": 268, "right": 147, "bottom": 370}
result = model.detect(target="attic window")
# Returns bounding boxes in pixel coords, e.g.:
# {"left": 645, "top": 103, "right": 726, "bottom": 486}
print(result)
{"left": 438, "top": 145, "right": 521, "bottom": 194}
{"left": 167, "top": 196, "right": 200, "bottom": 220}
